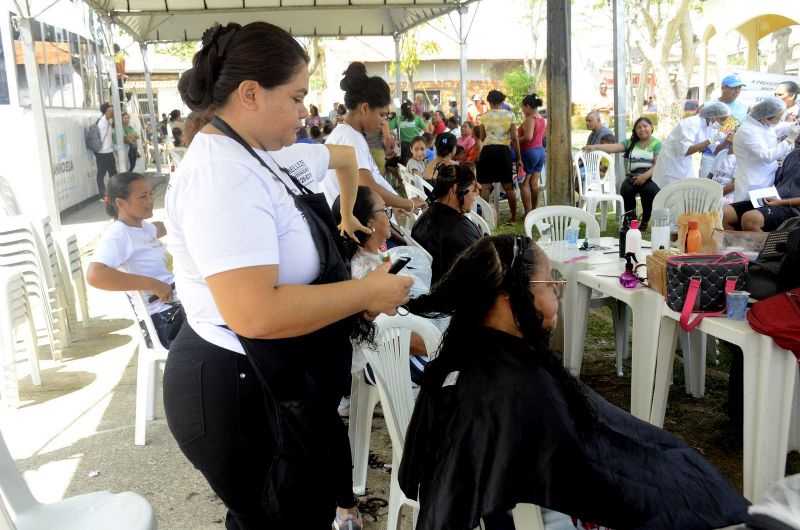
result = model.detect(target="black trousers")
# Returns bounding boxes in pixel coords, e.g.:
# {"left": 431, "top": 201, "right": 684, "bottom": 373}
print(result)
{"left": 95, "top": 152, "right": 117, "bottom": 195}
{"left": 620, "top": 177, "right": 660, "bottom": 227}
{"left": 127, "top": 146, "right": 137, "bottom": 171}
{"left": 163, "top": 324, "right": 354, "bottom": 530}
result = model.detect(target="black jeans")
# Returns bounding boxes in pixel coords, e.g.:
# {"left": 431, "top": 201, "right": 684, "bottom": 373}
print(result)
{"left": 163, "top": 324, "right": 352, "bottom": 530}
{"left": 95, "top": 152, "right": 117, "bottom": 195}
{"left": 127, "top": 146, "right": 137, "bottom": 171}
{"left": 620, "top": 176, "right": 660, "bottom": 227}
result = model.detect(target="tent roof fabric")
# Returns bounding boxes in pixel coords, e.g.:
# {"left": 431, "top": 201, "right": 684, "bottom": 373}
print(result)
{"left": 85, "top": 0, "right": 477, "bottom": 42}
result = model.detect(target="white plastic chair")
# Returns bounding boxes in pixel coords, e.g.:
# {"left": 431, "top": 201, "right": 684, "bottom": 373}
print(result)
{"left": 55, "top": 234, "right": 90, "bottom": 326}
{"left": 39, "top": 218, "right": 76, "bottom": 337}
{"left": 0, "top": 271, "right": 41, "bottom": 406}
{"left": 652, "top": 178, "right": 723, "bottom": 397}
{"left": 538, "top": 165, "right": 548, "bottom": 207}
{"left": 0, "top": 428, "right": 156, "bottom": 529}
{"left": 168, "top": 146, "right": 187, "bottom": 170}
{"left": 573, "top": 150, "right": 624, "bottom": 231}
{"left": 524, "top": 206, "right": 631, "bottom": 376}
{"left": 0, "top": 176, "right": 20, "bottom": 216}
{"left": 465, "top": 211, "right": 491, "bottom": 236}
{"left": 360, "top": 314, "right": 442, "bottom": 530}
{"left": 471, "top": 195, "right": 497, "bottom": 232}
{"left": 397, "top": 164, "right": 432, "bottom": 193}
{"left": 394, "top": 224, "right": 434, "bottom": 264}
{"left": 126, "top": 291, "right": 169, "bottom": 446}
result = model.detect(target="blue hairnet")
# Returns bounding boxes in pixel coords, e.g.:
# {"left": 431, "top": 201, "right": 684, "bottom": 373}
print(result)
{"left": 750, "top": 96, "right": 787, "bottom": 121}
{"left": 699, "top": 101, "right": 731, "bottom": 119}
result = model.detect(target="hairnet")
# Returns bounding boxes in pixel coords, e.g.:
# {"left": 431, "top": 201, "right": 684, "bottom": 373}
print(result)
{"left": 750, "top": 96, "right": 787, "bottom": 121}
{"left": 699, "top": 101, "right": 731, "bottom": 119}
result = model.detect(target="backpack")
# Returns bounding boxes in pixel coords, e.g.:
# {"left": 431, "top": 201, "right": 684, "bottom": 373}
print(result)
{"left": 84, "top": 119, "right": 102, "bottom": 153}
{"left": 745, "top": 217, "right": 800, "bottom": 300}
{"left": 747, "top": 288, "right": 800, "bottom": 360}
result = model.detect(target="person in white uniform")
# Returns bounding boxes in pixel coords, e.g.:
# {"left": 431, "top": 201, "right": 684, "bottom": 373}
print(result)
{"left": 651, "top": 101, "right": 731, "bottom": 190}
{"left": 322, "top": 62, "right": 427, "bottom": 214}
{"left": 161, "top": 22, "right": 412, "bottom": 530}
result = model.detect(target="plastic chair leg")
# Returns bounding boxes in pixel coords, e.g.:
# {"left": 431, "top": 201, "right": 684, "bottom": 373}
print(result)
{"left": 350, "top": 372, "right": 379, "bottom": 496}
{"left": 387, "top": 468, "right": 405, "bottom": 530}
{"left": 22, "top": 313, "right": 41, "bottom": 387}
{"left": 146, "top": 358, "right": 159, "bottom": 421}
{"left": 134, "top": 353, "right": 154, "bottom": 446}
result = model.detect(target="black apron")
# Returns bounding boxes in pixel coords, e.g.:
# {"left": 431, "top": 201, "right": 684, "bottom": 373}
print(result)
{"left": 212, "top": 117, "right": 355, "bottom": 526}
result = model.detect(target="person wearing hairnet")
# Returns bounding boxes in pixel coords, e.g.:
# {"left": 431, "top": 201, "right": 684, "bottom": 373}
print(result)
{"left": 728, "top": 96, "right": 795, "bottom": 204}
{"left": 651, "top": 101, "right": 731, "bottom": 190}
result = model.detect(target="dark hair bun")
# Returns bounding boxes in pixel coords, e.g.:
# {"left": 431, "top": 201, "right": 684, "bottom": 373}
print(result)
{"left": 522, "top": 93, "right": 544, "bottom": 109}
{"left": 340, "top": 62, "right": 369, "bottom": 93}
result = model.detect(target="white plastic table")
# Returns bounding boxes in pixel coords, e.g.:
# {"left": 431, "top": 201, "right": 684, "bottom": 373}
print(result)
{"left": 650, "top": 307, "right": 796, "bottom": 501}
{"left": 541, "top": 237, "right": 622, "bottom": 359}
{"left": 570, "top": 265, "right": 664, "bottom": 420}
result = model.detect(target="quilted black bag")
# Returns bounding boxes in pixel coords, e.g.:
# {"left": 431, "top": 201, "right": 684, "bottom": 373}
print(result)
{"left": 666, "top": 252, "right": 749, "bottom": 331}
{"left": 746, "top": 217, "right": 800, "bottom": 300}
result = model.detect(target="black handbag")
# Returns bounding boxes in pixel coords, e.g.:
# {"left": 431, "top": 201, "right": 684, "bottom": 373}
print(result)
{"left": 666, "top": 252, "right": 749, "bottom": 331}
{"left": 746, "top": 217, "right": 800, "bottom": 300}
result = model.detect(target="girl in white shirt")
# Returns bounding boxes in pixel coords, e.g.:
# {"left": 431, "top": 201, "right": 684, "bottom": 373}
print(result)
{"left": 87, "top": 172, "right": 180, "bottom": 347}
{"left": 162, "top": 22, "right": 411, "bottom": 530}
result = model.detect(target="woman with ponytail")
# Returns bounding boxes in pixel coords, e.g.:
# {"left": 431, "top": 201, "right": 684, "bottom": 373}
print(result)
{"left": 86, "top": 172, "right": 180, "bottom": 347}
{"left": 518, "top": 93, "right": 547, "bottom": 214}
{"left": 411, "top": 164, "right": 482, "bottom": 283}
{"left": 398, "top": 234, "right": 749, "bottom": 530}
{"left": 322, "top": 62, "right": 427, "bottom": 215}
{"left": 164, "top": 22, "right": 412, "bottom": 529}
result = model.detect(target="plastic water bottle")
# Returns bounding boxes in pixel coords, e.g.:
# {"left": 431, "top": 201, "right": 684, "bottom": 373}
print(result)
{"left": 650, "top": 209, "right": 671, "bottom": 251}
{"left": 566, "top": 226, "right": 579, "bottom": 249}
{"left": 536, "top": 222, "right": 552, "bottom": 248}
{"left": 625, "top": 219, "right": 642, "bottom": 263}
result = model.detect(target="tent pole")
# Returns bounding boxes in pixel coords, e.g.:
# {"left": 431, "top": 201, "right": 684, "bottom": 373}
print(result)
{"left": 393, "top": 33, "right": 402, "bottom": 105}
{"left": 459, "top": 3, "right": 468, "bottom": 123}
{"left": 612, "top": 0, "right": 627, "bottom": 194}
{"left": 140, "top": 41, "right": 162, "bottom": 175}
{"left": 18, "top": 15, "right": 60, "bottom": 226}
{"left": 105, "top": 21, "right": 127, "bottom": 173}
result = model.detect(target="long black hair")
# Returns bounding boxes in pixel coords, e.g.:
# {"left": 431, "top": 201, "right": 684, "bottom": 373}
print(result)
{"left": 430, "top": 163, "right": 476, "bottom": 212}
{"left": 331, "top": 186, "right": 378, "bottom": 260}
{"left": 106, "top": 172, "right": 147, "bottom": 219}
{"left": 623, "top": 116, "right": 653, "bottom": 159}
{"left": 407, "top": 235, "right": 598, "bottom": 435}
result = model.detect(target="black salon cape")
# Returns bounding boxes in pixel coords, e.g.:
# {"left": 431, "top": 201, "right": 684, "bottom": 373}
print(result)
{"left": 398, "top": 327, "right": 749, "bottom": 530}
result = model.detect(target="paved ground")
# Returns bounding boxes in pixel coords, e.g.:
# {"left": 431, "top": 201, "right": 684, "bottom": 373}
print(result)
{"left": 2, "top": 175, "right": 405, "bottom": 529}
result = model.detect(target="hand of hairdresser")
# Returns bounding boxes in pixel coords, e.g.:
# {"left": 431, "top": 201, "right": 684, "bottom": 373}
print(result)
{"left": 338, "top": 213, "right": 371, "bottom": 243}
{"left": 362, "top": 262, "right": 413, "bottom": 317}
{"left": 150, "top": 279, "right": 173, "bottom": 302}
{"left": 410, "top": 197, "right": 428, "bottom": 211}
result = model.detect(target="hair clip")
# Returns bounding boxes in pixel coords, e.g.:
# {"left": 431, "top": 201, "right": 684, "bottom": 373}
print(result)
{"left": 201, "top": 24, "right": 222, "bottom": 48}
{"left": 441, "top": 137, "right": 448, "bottom": 144}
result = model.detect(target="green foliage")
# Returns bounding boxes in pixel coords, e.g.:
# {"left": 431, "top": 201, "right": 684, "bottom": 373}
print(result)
{"left": 154, "top": 42, "right": 198, "bottom": 62}
{"left": 503, "top": 66, "right": 537, "bottom": 111}
{"left": 388, "top": 29, "right": 441, "bottom": 89}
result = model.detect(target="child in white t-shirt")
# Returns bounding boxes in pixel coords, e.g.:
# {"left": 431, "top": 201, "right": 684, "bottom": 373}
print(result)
{"left": 708, "top": 147, "right": 737, "bottom": 204}
{"left": 406, "top": 136, "right": 428, "bottom": 189}
{"left": 87, "top": 172, "right": 180, "bottom": 347}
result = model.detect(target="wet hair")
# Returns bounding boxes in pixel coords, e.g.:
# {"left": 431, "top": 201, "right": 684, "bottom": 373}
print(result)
{"left": 434, "top": 132, "right": 457, "bottom": 158}
{"left": 778, "top": 81, "right": 799, "bottom": 104}
{"left": 623, "top": 116, "right": 653, "bottom": 158}
{"left": 105, "top": 172, "right": 147, "bottom": 218}
{"left": 400, "top": 102, "right": 414, "bottom": 121}
{"left": 331, "top": 186, "right": 379, "bottom": 259}
{"left": 410, "top": 135, "right": 426, "bottom": 148}
{"left": 522, "top": 93, "right": 543, "bottom": 109}
{"left": 430, "top": 163, "right": 476, "bottom": 211}
{"left": 178, "top": 22, "right": 309, "bottom": 113}
{"left": 340, "top": 62, "right": 390, "bottom": 111}
{"left": 407, "top": 235, "right": 598, "bottom": 435}
{"left": 487, "top": 89, "right": 506, "bottom": 105}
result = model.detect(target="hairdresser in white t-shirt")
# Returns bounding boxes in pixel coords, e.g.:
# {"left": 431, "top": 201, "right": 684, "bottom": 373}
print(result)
{"left": 322, "top": 62, "right": 427, "bottom": 215}
{"left": 161, "top": 22, "right": 412, "bottom": 530}
{"left": 87, "top": 172, "right": 180, "bottom": 347}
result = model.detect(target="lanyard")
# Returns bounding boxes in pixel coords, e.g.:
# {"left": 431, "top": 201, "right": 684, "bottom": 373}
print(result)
{"left": 210, "top": 116, "right": 312, "bottom": 197}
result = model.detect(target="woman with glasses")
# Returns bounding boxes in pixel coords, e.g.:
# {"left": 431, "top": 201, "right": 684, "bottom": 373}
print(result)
{"left": 412, "top": 164, "right": 483, "bottom": 283}
{"left": 399, "top": 234, "right": 748, "bottom": 530}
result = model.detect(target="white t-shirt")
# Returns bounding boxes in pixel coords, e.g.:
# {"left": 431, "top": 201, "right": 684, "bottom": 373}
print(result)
{"left": 322, "top": 123, "right": 396, "bottom": 206}
{"left": 652, "top": 115, "right": 710, "bottom": 189}
{"left": 165, "top": 133, "right": 331, "bottom": 354}
{"left": 97, "top": 117, "right": 114, "bottom": 154}
{"left": 732, "top": 117, "right": 793, "bottom": 203}
{"left": 90, "top": 220, "right": 174, "bottom": 315}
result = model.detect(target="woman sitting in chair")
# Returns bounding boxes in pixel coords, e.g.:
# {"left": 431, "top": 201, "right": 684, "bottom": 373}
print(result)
{"left": 412, "top": 164, "right": 482, "bottom": 284}
{"left": 400, "top": 234, "right": 749, "bottom": 530}
{"left": 87, "top": 172, "right": 181, "bottom": 347}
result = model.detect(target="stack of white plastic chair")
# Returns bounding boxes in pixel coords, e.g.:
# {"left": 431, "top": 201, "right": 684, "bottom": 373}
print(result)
{"left": 127, "top": 291, "right": 170, "bottom": 446}
{"left": 360, "top": 314, "right": 442, "bottom": 529}
{"left": 471, "top": 195, "right": 497, "bottom": 232}
{"left": 54, "top": 234, "right": 90, "bottom": 326}
{"left": 0, "top": 427, "right": 156, "bottom": 529}
{"left": 573, "top": 150, "right": 624, "bottom": 231}
{"left": 465, "top": 211, "right": 492, "bottom": 236}
{"left": 0, "top": 217, "right": 67, "bottom": 359}
{"left": 0, "top": 270, "right": 41, "bottom": 406}
{"left": 524, "top": 206, "right": 631, "bottom": 376}
{"left": 39, "top": 218, "right": 78, "bottom": 334}
{"left": 651, "top": 178, "right": 723, "bottom": 397}
{"left": 0, "top": 176, "right": 20, "bottom": 217}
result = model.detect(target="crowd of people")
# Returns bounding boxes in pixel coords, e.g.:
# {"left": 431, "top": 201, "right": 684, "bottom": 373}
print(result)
{"left": 84, "top": 20, "right": 800, "bottom": 530}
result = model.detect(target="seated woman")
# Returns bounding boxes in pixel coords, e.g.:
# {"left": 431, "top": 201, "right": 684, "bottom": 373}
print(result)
{"left": 411, "top": 164, "right": 482, "bottom": 284}
{"left": 585, "top": 116, "right": 661, "bottom": 230}
{"left": 87, "top": 172, "right": 181, "bottom": 347}
{"left": 400, "top": 234, "right": 749, "bottom": 530}
{"left": 421, "top": 132, "right": 458, "bottom": 185}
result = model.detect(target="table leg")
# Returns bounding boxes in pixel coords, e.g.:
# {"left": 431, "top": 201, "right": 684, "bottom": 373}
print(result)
{"left": 628, "top": 294, "right": 664, "bottom": 420}
{"left": 650, "top": 316, "right": 679, "bottom": 427}
{"left": 566, "top": 282, "right": 592, "bottom": 377}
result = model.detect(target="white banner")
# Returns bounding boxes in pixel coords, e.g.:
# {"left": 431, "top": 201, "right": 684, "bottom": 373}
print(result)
{"left": 732, "top": 70, "right": 799, "bottom": 108}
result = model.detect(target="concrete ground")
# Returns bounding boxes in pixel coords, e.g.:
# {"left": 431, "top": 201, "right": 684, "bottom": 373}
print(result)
{"left": 2, "top": 175, "right": 403, "bottom": 529}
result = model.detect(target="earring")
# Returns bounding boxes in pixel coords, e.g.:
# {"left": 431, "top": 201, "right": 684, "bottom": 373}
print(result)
{"left": 247, "top": 90, "right": 255, "bottom": 96}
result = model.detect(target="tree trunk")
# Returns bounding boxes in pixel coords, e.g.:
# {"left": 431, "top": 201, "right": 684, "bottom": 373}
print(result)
{"left": 769, "top": 27, "right": 792, "bottom": 74}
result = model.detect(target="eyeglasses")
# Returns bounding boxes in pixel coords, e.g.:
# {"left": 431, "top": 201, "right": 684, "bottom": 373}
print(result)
{"left": 372, "top": 207, "right": 392, "bottom": 219}
{"left": 529, "top": 278, "right": 567, "bottom": 299}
